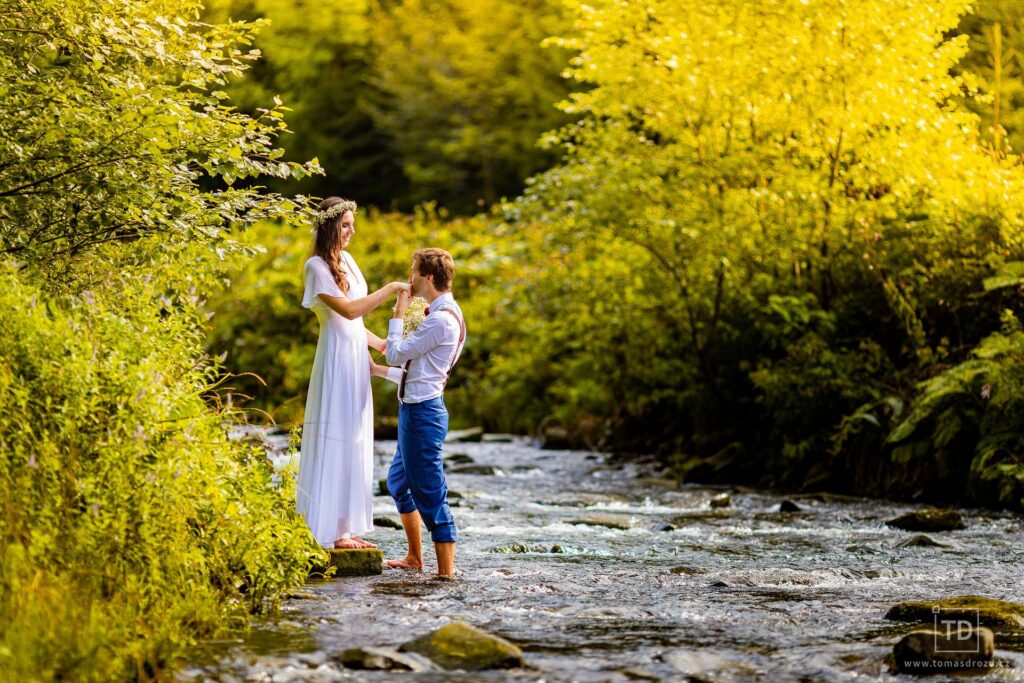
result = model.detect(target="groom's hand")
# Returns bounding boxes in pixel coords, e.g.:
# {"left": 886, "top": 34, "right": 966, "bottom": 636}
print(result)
{"left": 393, "top": 290, "right": 411, "bottom": 319}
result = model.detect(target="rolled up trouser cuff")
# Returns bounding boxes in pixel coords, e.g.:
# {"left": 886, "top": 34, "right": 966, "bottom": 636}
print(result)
{"left": 430, "top": 522, "right": 457, "bottom": 543}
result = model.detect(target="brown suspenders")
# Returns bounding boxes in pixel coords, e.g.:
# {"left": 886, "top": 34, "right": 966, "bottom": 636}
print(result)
{"left": 397, "top": 306, "right": 466, "bottom": 401}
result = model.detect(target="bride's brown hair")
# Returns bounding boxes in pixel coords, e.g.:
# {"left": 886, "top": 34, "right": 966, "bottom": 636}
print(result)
{"left": 312, "top": 196, "right": 357, "bottom": 295}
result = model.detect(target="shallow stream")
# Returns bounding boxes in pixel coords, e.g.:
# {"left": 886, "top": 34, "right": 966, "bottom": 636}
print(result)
{"left": 180, "top": 436, "right": 1024, "bottom": 682}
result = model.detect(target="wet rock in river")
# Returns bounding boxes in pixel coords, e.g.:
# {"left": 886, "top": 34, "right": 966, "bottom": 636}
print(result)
{"left": 451, "top": 464, "right": 503, "bottom": 475}
{"left": 890, "top": 627, "right": 994, "bottom": 675}
{"left": 885, "top": 508, "right": 966, "bottom": 532}
{"left": 482, "top": 433, "right": 515, "bottom": 443}
{"left": 897, "top": 534, "right": 953, "bottom": 549}
{"left": 886, "top": 596, "right": 1024, "bottom": 627}
{"left": 568, "top": 514, "right": 633, "bottom": 530}
{"left": 399, "top": 622, "right": 524, "bottom": 671}
{"left": 651, "top": 522, "right": 676, "bottom": 532}
{"left": 779, "top": 499, "right": 801, "bottom": 513}
{"left": 446, "top": 452, "right": 474, "bottom": 465}
{"left": 670, "top": 566, "right": 707, "bottom": 575}
{"left": 490, "top": 542, "right": 546, "bottom": 554}
{"left": 373, "top": 515, "right": 403, "bottom": 530}
{"left": 445, "top": 426, "right": 484, "bottom": 443}
{"left": 327, "top": 548, "right": 385, "bottom": 576}
{"left": 335, "top": 646, "right": 434, "bottom": 671}
{"left": 377, "top": 478, "right": 389, "bottom": 496}
{"left": 709, "top": 493, "right": 731, "bottom": 508}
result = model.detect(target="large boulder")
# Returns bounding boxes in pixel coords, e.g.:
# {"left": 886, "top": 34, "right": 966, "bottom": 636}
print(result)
{"left": 399, "top": 622, "right": 524, "bottom": 671}
{"left": 891, "top": 628, "right": 994, "bottom": 675}
{"left": 886, "top": 596, "right": 1024, "bottom": 627}
{"left": 885, "top": 509, "right": 966, "bottom": 532}
{"left": 328, "top": 548, "right": 385, "bottom": 576}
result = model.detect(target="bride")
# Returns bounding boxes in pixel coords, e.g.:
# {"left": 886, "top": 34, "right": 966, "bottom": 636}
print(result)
{"left": 297, "top": 197, "right": 407, "bottom": 549}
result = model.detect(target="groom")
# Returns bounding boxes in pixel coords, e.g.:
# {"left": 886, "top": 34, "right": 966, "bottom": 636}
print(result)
{"left": 384, "top": 248, "right": 466, "bottom": 577}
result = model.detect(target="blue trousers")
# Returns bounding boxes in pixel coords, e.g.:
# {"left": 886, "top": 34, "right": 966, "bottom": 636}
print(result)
{"left": 387, "top": 397, "right": 457, "bottom": 543}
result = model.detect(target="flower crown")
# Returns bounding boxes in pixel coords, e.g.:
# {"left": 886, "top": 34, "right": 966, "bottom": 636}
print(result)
{"left": 313, "top": 200, "right": 357, "bottom": 228}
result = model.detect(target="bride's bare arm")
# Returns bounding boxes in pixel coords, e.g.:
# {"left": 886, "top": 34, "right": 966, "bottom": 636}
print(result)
{"left": 318, "top": 282, "right": 409, "bottom": 320}
{"left": 366, "top": 329, "right": 387, "bottom": 353}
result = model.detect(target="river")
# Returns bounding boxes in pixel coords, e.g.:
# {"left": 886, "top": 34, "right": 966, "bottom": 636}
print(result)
{"left": 179, "top": 435, "right": 1024, "bottom": 682}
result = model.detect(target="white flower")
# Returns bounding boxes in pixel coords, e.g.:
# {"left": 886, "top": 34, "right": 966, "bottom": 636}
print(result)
{"left": 403, "top": 297, "right": 429, "bottom": 338}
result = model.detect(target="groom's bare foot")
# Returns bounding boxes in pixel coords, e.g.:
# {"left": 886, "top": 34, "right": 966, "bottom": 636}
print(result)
{"left": 386, "top": 556, "right": 423, "bottom": 570}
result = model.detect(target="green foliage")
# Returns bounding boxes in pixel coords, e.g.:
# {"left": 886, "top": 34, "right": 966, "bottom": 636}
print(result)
{"left": 886, "top": 311, "right": 1024, "bottom": 508}
{"left": 367, "top": 0, "right": 576, "bottom": 211}
{"left": 201, "top": 0, "right": 408, "bottom": 207}
{"left": 0, "top": 263, "right": 322, "bottom": 681}
{"left": 955, "top": 0, "right": 1024, "bottom": 154}
{"left": 0, "top": 0, "right": 319, "bottom": 290}
{"left": 493, "top": 0, "right": 1024, "bottom": 495}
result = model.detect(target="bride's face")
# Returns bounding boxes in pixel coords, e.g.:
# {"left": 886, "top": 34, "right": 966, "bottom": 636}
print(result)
{"left": 338, "top": 211, "right": 355, "bottom": 248}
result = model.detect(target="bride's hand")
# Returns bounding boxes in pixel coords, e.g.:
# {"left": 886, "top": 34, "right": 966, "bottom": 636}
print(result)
{"left": 392, "top": 289, "right": 411, "bottom": 319}
{"left": 393, "top": 282, "right": 412, "bottom": 295}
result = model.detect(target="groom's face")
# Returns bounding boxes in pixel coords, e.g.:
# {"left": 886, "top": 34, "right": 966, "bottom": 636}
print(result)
{"left": 409, "top": 259, "right": 429, "bottom": 296}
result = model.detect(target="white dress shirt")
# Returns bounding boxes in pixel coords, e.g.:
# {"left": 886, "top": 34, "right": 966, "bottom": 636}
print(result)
{"left": 385, "top": 292, "right": 465, "bottom": 404}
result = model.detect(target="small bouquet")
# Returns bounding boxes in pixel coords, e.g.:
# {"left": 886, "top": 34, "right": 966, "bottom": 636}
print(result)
{"left": 403, "top": 297, "right": 429, "bottom": 339}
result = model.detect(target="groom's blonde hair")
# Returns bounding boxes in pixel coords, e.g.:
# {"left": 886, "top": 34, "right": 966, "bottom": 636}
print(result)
{"left": 413, "top": 248, "right": 455, "bottom": 291}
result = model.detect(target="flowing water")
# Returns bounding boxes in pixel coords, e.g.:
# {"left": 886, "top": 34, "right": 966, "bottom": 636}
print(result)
{"left": 181, "top": 435, "right": 1024, "bottom": 682}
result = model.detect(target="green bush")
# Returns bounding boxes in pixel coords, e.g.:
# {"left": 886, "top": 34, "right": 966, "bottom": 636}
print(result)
{"left": 0, "top": 263, "right": 322, "bottom": 681}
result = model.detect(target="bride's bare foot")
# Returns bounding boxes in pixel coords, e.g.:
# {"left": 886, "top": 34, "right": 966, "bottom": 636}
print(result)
{"left": 333, "top": 538, "right": 362, "bottom": 549}
{"left": 386, "top": 556, "right": 423, "bottom": 570}
{"left": 350, "top": 536, "right": 376, "bottom": 548}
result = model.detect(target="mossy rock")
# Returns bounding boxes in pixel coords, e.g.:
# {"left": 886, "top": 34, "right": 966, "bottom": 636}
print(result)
{"left": 885, "top": 595, "right": 1024, "bottom": 627}
{"left": 885, "top": 508, "right": 965, "bottom": 532}
{"left": 400, "top": 622, "right": 524, "bottom": 671}
{"left": 328, "top": 548, "right": 385, "bottom": 576}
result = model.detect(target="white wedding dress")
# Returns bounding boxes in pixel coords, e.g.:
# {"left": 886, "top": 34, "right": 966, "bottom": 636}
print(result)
{"left": 297, "top": 252, "right": 375, "bottom": 547}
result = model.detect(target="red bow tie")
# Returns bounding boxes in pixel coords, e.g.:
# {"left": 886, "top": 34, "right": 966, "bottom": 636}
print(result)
{"left": 425, "top": 307, "right": 430, "bottom": 315}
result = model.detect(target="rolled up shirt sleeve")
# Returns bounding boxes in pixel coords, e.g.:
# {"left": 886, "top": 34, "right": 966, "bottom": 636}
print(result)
{"left": 386, "top": 316, "right": 443, "bottom": 366}
{"left": 384, "top": 366, "right": 404, "bottom": 384}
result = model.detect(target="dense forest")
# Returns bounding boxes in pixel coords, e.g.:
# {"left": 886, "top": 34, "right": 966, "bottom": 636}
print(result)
{"left": 2, "top": 0, "right": 1024, "bottom": 679}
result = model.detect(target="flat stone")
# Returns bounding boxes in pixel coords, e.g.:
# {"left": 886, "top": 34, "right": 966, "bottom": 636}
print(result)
{"left": 897, "top": 534, "right": 953, "bottom": 549}
{"left": 327, "top": 548, "right": 384, "bottom": 576}
{"left": 446, "top": 452, "right": 475, "bottom": 465}
{"left": 886, "top": 595, "right": 1024, "bottom": 627}
{"left": 482, "top": 434, "right": 515, "bottom": 443}
{"left": 445, "top": 427, "right": 484, "bottom": 443}
{"left": 779, "top": 499, "right": 802, "bottom": 513}
{"left": 651, "top": 522, "right": 676, "bottom": 532}
{"left": 885, "top": 508, "right": 966, "bottom": 532}
{"left": 891, "top": 627, "right": 994, "bottom": 674}
{"left": 400, "top": 622, "right": 524, "bottom": 671}
{"left": 373, "top": 515, "right": 403, "bottom": 530}
{"left": 450, "top": 464, "right": 502, "bottom": 475}
{"left": 335, "top": 646, "right": 434, "bottom": 671}
{"left": 568, "top": 515, "right": 632, "bottom": 530}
